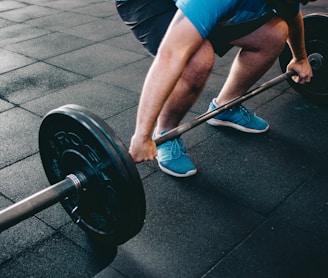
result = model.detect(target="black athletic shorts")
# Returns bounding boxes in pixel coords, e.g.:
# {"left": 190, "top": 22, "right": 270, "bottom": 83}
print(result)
{"left": 116, "top": 0, "right": 176, "bottom": 56}
{"left": 207, "top": 12, "right": 275, "bottom": 56}
{"left": 116, "top": 0, "right": 275, "bottom": 57}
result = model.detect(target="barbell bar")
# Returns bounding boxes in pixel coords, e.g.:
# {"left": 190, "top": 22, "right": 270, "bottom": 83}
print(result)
{"left": 155, "top": 51, "right": 325, "bottom": 145}
{"left": 0, "top": 14, "right": 327, "bottom": 246}
{"left": 155, "top": 70, "right": 296, "bottom": 145}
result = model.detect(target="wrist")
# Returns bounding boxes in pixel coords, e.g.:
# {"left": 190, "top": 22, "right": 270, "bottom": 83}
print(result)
{"left": 291, "top": 55, "right": 308, "bottom": 63}
{"left": 133, "top": 129, "right": 153, "bottom": 142}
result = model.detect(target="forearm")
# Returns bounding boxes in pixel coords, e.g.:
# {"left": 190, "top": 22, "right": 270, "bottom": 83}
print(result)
{"left": 134, "top": 51, "right": 187, "bottom": 139}
{"left": 285, "top": 10, "right": 313, "bottom": 84}
{"left": 133, "top": 11, "right": 203, "bottom": 140}
{"left": 286, "top": 11, "right": 308, "bottom": 60}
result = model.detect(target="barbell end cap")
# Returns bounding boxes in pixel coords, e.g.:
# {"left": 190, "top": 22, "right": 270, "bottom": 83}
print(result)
{"left": 308, "top": 53, "right": 324, "bottom": 71}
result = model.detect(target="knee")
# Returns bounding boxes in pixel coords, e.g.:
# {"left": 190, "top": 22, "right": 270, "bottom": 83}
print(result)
{"left": 184, "top": 41, "right": 215, "bottom": 92}
{"left": 263, "top": 18, "right": 289, "bottom": 53}
{"left": 193, "top": 40, "right": 215, "bottom": 73}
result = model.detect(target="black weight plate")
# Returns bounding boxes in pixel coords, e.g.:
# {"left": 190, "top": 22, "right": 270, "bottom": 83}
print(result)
{"left": 279, "top": 13, "right": 328, "bottom": 104}
{"left": 39, "top": 104, "right": 146, "bottom": 245}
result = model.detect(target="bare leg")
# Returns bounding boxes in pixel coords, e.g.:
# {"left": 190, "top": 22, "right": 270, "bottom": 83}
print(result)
{"left": 215, "top": 17, "right": 289, "bottom": 106}
{"left": 155, "top": 40, "right": 214, "bottom": 134}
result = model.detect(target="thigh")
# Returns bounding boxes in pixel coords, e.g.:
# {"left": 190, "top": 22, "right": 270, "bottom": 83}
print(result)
{"left": 208, "top": 12, "right": 275, "bottom": 56}
{"left": 231, "top": 16, "right": 288, "bottom": 50}
{"left": 116, "top": 0, "right": 177, "bottom": 55}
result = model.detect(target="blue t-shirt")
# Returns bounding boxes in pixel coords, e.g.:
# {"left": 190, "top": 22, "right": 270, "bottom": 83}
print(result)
{"left": 175, "top": 0, "right": 300, "bottom": 38}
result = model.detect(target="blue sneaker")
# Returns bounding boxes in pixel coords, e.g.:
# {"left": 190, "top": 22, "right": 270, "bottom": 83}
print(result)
{"left": 206, "top": 99, "right": 269, "bottom": 133}
{"left": 153, "top": 130, "right": 197, "bottom": 177}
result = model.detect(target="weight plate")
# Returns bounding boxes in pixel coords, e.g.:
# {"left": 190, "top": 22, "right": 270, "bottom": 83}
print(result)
{"left": 39, "top": 104, "right": 146, "bottom": 245}
{"left": 279, "top": 13, "right": 328, "bottom": 104}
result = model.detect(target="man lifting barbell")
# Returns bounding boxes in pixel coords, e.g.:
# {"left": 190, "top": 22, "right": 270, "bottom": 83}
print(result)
{"left": 0, "top": 1, "right": 325, "bottom": 246}
{"left": 116, "top": 0, "right": 316, "bottom": 177}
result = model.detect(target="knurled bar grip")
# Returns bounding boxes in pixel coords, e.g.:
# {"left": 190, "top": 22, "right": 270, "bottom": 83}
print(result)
{"left": 155, "top": 71, "right": 295, "bottom": 146}
{"left": 0, "top": 174, "right": 81, "bottom": 233}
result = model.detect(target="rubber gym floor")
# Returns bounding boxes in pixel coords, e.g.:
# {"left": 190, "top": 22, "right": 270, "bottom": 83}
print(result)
{"left": 0, "top": 1, "right": 327, "bottom": 277}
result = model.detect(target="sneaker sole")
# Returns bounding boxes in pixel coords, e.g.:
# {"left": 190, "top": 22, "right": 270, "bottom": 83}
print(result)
{"left": 206, "top": 118, "right": 269, "bottom": 133}
{"left": 157, "top": 160, "right": 197, "bottom": 178}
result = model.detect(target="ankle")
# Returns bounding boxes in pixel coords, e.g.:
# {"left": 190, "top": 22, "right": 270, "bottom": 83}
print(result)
{"left": 213, "top": 98, "right": 221, "bottom": 107}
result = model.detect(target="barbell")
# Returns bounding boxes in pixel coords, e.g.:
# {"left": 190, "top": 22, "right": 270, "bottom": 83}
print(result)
{"left": 0, "top": 13, "right": 327, "bottom": 246}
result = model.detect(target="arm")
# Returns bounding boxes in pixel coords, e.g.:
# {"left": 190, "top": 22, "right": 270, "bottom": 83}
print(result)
{"left": 129, "top": 10, "right": 203, "bottom": 162}
{"left": 286, "top": 11, "right": 313, "bottom": 84}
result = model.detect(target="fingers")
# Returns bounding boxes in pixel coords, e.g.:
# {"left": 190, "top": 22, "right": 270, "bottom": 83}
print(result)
{"left": 129, "top": 135, "right": 157, "bottom": 163}
{"left": 288, "top": 59, "right": 313, "bottom": 84}
{"left": 129, "top": 148, "right": 157, "bottom": 163}
{"left": 291, "top": 73, "right": 312, "bottom": 84}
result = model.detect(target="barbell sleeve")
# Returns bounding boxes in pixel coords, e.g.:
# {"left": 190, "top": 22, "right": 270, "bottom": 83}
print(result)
{"left": 0, "top": 174, "right": 82, "bottom": 233}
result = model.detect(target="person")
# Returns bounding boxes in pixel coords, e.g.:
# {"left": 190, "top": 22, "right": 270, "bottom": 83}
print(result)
{"left": 116, "top": 0, "right": 315, "bottom": 177}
